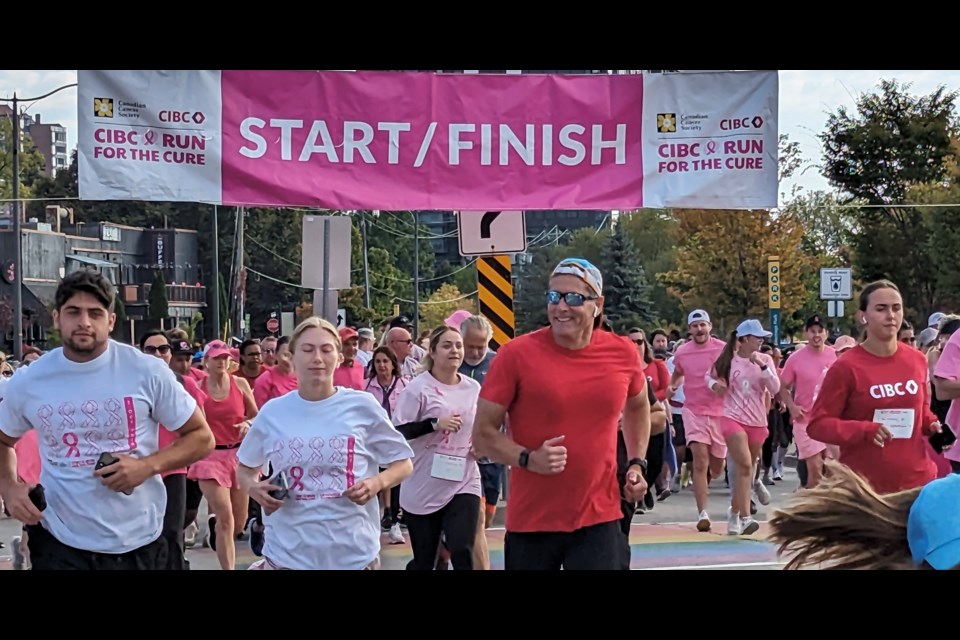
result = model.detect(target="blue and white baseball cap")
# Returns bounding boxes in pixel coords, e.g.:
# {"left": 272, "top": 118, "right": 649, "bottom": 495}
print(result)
{"left": 908, "top": 474, "right": 960, "bottom": 570}
{"left": 552, "top": 258, "right": 603, "bottom": 297}
{"left": 736, "top": 319, "right": 772, "bottom": 339}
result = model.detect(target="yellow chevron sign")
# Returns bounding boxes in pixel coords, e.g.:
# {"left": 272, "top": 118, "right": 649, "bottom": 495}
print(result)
{"left": 478, "top": 255, "right": 515, "bottom": 350}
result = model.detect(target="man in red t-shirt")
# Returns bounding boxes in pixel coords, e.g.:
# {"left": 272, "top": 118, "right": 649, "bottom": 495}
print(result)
{"left": 474, "top": 258, "right": 651, "bottom": 570}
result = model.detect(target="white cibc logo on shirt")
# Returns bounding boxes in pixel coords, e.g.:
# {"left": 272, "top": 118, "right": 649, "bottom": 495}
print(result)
{"left": 869, "top": 379, "right": 920, "bottom": 399}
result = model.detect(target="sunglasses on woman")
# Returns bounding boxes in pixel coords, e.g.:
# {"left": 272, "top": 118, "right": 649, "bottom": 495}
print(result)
{"left": 546, "top": 290, "right": 598, "bottom": 307}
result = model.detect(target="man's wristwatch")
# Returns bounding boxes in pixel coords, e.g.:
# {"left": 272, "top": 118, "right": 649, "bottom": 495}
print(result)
{"left": 627, "top": 458, "right": 648, "bottom": 473}
{"left": 518, "top": 450, "right": 531, "bottom": 469}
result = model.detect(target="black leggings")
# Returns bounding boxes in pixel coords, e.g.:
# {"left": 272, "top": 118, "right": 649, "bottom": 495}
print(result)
{"left": 404, "top": 493, "right": 480, "bottom": 570}
{"left": 644, "top": 433, "right": 665, "bottom": 490}
{"left": 162, "top": 474, "right": 187, "bottom": 570}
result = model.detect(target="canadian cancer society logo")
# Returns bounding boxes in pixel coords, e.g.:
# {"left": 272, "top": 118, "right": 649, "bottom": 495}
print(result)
{"left": 657, "top": 113, "right": 676, "bottom": 133}
{"left": 94, "top": 98, "right": 114, "bottom": 118}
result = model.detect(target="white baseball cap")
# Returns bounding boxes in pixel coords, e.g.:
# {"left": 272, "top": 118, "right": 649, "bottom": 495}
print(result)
{"left": 736, "top": 319, "right": 772, "bottom": 339}
{"left": 929, "top": 312, "right": 946, "bottom": 328}
{"left": 687, "top": 309, "right": 710, "bottom": 325}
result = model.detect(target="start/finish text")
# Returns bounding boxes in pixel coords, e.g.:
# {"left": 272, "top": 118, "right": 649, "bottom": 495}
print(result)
{"left": 237, "top": 118, "right": 630, "bottom": 168}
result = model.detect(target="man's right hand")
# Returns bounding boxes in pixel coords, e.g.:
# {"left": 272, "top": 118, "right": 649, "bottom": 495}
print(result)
{"left": 0, "top": 482, "right": 43, "bottom": 525}
{"left": 528, "top": 436, "right": 567, "bottom": 474}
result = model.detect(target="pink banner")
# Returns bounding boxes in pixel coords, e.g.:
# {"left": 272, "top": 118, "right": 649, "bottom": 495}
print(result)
{"left": 220, "top": 71, "right": 644, "bottom": 210}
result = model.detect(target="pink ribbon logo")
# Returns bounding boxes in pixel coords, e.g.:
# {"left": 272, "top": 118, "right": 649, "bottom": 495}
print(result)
{"left": 289, "top": 466, "right": 306, "bottom": 491}
{"left": 144, "top": 130, "right": 156, "bottom": 145}
{"left": 62, "top": 432, "right": 80, "bottom": 458}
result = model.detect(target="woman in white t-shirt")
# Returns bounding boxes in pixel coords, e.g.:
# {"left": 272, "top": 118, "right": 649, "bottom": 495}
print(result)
{"left": 392, "top": 325, "right": 483, "bottom": 570}
{"left": 237, "top": 317, "right": 414, "bottom": 570}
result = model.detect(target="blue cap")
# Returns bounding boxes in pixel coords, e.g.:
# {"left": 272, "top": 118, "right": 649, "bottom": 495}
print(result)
{"left": 908, "top": 474, "right": 960, "bottom": 570}
{"left": 736, "top": 319, "right": 772, "bottom": 339}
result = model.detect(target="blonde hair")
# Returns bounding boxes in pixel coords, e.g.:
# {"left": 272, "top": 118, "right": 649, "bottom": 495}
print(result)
{"left": 290, "top": 316, "right": 341, "bottom": 352}
{"left": 419, "top": 325, "right": 461, "bottom": 374}
{"left": 768, "top": 461, "right": 923, "bottom": 570}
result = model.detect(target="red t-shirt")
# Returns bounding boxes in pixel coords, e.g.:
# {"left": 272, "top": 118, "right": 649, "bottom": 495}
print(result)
{"left": 644, "top": 359, "right": 670, "bottom": 402}
{"left": 479, "top": 327, "right": 645, "bottom": 533}
{"left": 807, "top": 344, "right": 938, "bottom": 494}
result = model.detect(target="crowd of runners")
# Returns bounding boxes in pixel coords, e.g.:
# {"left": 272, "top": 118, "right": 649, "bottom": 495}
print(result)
{"left": 0, "top": 263, "right": 958, "bottom": 570}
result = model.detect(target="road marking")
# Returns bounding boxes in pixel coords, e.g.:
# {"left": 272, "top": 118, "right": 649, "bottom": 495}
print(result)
{"left": 638, "top": 560, "right": 784, "bottom": 570}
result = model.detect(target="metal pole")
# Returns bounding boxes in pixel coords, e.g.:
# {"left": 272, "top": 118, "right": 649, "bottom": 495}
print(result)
{"left": 211, "top": 204, "right": 220, "bottom": 340}
{"left": 362, "top": 211, "right": 372, "bottom": 309}
{"left": 413, "top": 211, "right": 420, "bottom": 337}
{"left": 12, "top": 94, "right": 22, "bottom": 361}
{"left": 322, "top": 218, "right": 331, "bottom": 320}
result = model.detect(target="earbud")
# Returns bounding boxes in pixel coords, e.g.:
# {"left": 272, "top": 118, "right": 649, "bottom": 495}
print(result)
{"left": 594, "top": 307, "right": 600, "bottom": 318}
{"left": 862, "top": 317, "right": 868, "bottom": 325}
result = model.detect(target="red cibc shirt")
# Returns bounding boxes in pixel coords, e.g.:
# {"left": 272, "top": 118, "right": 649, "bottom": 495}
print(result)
{"left": 807, "top": 344, "right": 938, "bottom": 494}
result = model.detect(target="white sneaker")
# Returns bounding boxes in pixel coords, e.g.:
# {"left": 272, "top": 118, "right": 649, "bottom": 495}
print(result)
{"left": 727, "top": 511, "right": 741, "bottom": 536}
{"left": 696, "top": 510, "right": 711, "bottom": 532}
{"left": 773, "top": 468, "right": 783, "bottom": 481}
{"left": 753, "top": 479, "right": 771, "bottom": 506}
{"left": 740, "top": 516, "right": 760, "bottom": 536}
{"left": 184, "top": 521, "right": 198, "bottom": 548}
{"left": 388, "top": 523, "right": 405, "bottom": 544}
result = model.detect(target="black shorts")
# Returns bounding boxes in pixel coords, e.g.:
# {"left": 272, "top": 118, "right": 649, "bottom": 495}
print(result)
{"left": 186, "top": 478, "right": 203, "bottom": 512}
{"left": 26, "top": 524, "right": 168, "bottom": 570}
{"left": 671, "top": 413, "right": 686, "bottom": 447}
{"left": 479, "top": 463, "right": 502, "bottom": 505}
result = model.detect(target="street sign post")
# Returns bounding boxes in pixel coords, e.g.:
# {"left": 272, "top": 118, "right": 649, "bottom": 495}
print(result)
{"left": 820, "top": 268, "right": 852, "bottom": 300}
{"left": 768, "top": 256, "right": 781, "bottom": 346}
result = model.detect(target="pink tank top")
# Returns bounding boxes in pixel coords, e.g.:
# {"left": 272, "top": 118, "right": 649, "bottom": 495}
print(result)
{"left": 202, "top": 377, "right": 247, "bottom": 446}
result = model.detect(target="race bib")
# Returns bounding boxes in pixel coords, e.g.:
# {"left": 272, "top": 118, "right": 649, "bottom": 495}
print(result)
{"left": 874, "top": 409, "right": 915, "bottom": 439}
{"left": 430, "top": 453, "right": 467, "bottom": 482}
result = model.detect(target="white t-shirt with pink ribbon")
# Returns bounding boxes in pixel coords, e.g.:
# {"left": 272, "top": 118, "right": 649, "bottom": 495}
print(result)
{"left": 237, "top": 388, "right": 413, "bottom": 570}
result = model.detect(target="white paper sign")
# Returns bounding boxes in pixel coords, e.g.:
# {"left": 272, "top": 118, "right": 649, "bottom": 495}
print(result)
{"left": 430, "top": 453, "right": 467, "bottom": 482}
{"left": 874, "top": 409, "right": 915, "bottom": 439}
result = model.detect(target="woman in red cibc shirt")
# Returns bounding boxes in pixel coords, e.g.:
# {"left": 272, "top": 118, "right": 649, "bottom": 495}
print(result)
{"left": 807, "top": 280, "right": 944, "bottom": 494}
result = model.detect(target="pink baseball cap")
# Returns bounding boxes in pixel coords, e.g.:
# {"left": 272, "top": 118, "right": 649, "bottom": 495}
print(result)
{"left": 445, "top": 309, "right": 473, "bottom": 330}
{"left": 204, "top": 340, "right": 231, "bottom": 359}
{"left": 834, "top": 335, "right": 857, "bottom": 353}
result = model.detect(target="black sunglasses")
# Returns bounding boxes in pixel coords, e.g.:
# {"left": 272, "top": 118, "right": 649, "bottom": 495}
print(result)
{"left": 546, "top": 290, "right": 597, "bottom": 307}
{"left": 1, "top": 370, "right": 12, "bottom": 377}
{"left": 144, "top": 345, "right": 172, "bottom": 355}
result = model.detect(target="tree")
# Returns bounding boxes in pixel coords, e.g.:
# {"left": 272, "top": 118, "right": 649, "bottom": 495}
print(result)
{"left": 660, "top": 210, "right": 814, "bottom": 335}
{"left": 111, "top": 295, "right": 127, "bottom": 341}
{"left": 600, "top": 222, "right": 655, "bottom": 331}
{"left": 617, "top": 209, "right": 683, "bottom": 327}
{"left": 419, "top": 283, "right": 477, "bottom": 331}
{"left": 820, "top": 79, "right": 959, "bottom": 319}
{"left": 148, "top": 270, "right": 169, "bottom": 325}
{"left": 0, "top": 116, "right": 47, "bottom": 200}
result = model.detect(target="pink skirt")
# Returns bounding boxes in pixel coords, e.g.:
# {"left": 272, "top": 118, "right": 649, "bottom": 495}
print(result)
{"left": 187, "top": 447, "right": 240, "bottom": 488}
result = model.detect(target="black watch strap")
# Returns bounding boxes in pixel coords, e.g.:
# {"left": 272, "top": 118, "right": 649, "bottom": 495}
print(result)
{"left": 518, "top": 450, "right": 531, "bottom": 468}
{"left": 628, "top": 458, "right": 648, "bottom": 472}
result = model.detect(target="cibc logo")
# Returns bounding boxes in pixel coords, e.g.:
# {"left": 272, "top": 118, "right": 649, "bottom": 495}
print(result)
{"left": 159, "top": 110, "right": 206, "bottom": 125}
{"left": 869, "top": 380, "right": 920, "bottom": 399}
{"left": 720, "top": 116, "right": 764, "bottom": 131}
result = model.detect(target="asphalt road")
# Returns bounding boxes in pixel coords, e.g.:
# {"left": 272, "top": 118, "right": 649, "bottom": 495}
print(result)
{"left": 0, "top": 466, "right": 801, "bottom": 570}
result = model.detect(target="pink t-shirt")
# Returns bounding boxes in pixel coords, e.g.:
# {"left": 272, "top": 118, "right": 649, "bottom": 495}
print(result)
{"left": 159, "top": 374, "right": 206, "bottom": 478}
{"left": 253, "top": 366, "right": 298, "bottom": 408}
{"left": 933, "top": 332, "right": 960, "bottom": 463}
{"left": 780, "top": 346, "right": 837, "bottom": 424}
{"left": 392, "top": 371, "right": 482, "bottom": 515}
{"left": 15, "top": 429, "right": 41, "bottom": 485}
{"left": 723, "top": 353, "right": 781, "bottom": 427}
{"left": 673, "top": 337, "right": 727, "bottom": 416}
{"left": 333, "top": 361, "right": 365, "bottom": 391}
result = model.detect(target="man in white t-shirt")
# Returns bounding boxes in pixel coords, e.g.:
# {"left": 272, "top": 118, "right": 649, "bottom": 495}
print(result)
{"left": 0, "top": 269, "right": 215, "bottom": 570}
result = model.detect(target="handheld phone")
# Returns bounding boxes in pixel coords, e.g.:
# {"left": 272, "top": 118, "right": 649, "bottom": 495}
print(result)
{"left": 930, "top": 424, "right": 958, "bottom": 454}
{"left": 95, "top": 452, "right": 134, "bottom": 496}
{"left": 268, "top": 470, "right": 290, "bottom": 500}
{"left": 28, "top": 484, "right": 46, "bottom": 512}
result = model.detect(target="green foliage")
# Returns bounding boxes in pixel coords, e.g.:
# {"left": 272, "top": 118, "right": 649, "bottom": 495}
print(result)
{"left": 600, "top": 222, "right": 655, "bottom": 331}
{"left": 148, "top": 270, "right": 168, "bottom": 322}
{"left": 617, "top": 209, "right": 684, "bottom": 327}
{"left": 0, "top": 116, "right": 47, "bottom": 200}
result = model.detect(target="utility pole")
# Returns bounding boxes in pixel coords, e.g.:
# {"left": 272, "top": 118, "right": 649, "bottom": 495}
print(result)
{"left": 212, "top": 205, "right": 220, "bottom": 340}
{"left": 362, "top": 210, "right": 372, "bottom": 309}
{"left": 413, "top": 211, "right": 420, "bottom": 337}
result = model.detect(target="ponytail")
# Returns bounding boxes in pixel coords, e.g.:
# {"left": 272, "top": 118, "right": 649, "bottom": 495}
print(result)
{"left": 712, "top": 330, "right": 739, "bottom": 383}
{"left": 768, "top": 462, "right": 922, "bottom": 570}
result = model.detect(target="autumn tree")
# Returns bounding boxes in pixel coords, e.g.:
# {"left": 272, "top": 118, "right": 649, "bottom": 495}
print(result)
{"left": 661, "top": 210, "right": 814, "bottom": 335}
{"left": 600, "top": 222, "right": 654, "bottom": 331}
{"left": 820, "top": 79, "right": 958, "bottom": 319}
{"left": 419, "top": 283, "right": 477, "bottom": 330}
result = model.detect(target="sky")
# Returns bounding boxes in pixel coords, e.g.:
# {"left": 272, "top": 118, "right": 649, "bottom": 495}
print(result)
{"left": 2, "top": 69, "right": 958, "bottom": 207}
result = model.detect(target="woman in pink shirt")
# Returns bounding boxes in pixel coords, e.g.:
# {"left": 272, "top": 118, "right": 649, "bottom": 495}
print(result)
{"left": 392, "top": 326, "right": 482, "bottom": 570}
{"left": 364, "top": 346, "right": 409, "bottom": 542}
{"left": 709, "top": 319, "right": 780, "bottom": 536}
{"left": 253, "top": 336, "right": 298, "bottom": 408}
